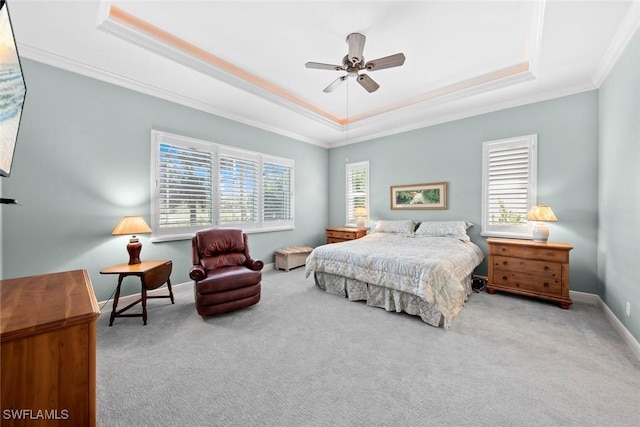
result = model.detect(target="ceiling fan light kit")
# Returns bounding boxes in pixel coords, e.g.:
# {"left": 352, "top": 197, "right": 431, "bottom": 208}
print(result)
{"left": 306, "top": 32, "right": 405, "bottom": 93}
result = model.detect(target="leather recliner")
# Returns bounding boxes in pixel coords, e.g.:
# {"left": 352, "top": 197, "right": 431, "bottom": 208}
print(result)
{"left": 189, "top": 228, "right": 263, "bottom": 316}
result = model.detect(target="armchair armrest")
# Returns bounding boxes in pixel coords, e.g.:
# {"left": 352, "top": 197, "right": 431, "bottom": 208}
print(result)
{"left": 189, "top": 265, "right": 206, "bottom": 281}
{"left": 245, "top": 258, "right": 264, "bottom": 271}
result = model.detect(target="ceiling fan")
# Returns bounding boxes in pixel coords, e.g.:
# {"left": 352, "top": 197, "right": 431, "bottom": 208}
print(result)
{"left": 305, "top": 32, "right": 406, "bottom": 93}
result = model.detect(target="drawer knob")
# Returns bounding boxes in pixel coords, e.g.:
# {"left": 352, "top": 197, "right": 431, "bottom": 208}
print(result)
{"left": 502, "top": 276, "right": 508, "bottom": 281}
{"left": 502, "top": 261, "right": 508, "bottom": 266}
{"left": 544, "top": 266, "right": 550, "bottom": 271}
{"left": 543, "top": 282, "right": 549, "bottom": 288}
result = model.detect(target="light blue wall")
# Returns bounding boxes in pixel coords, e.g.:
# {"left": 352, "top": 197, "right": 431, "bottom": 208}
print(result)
{"left": 1, "top": 59, "right": 328, "bottom": 301}
{"left": 329, "top": 91, "right": 600, "bottom": 294}
{"left": 598, "top": 28, "right": 640, "bottom": 340}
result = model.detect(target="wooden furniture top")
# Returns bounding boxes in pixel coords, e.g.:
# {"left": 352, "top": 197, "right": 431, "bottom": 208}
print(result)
{"left": 0, "top": 269, "right": 100, "bottom": 343}
{"left": 486, "top": 237, "right": 573, "bottom": 251}
{"left": 100, "top": 259, "right": 171, "bottom": 276}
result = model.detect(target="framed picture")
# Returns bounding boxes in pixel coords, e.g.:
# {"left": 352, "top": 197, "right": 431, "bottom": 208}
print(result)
{"left": 390, "top": 182, "right": 447, "bottom": 210}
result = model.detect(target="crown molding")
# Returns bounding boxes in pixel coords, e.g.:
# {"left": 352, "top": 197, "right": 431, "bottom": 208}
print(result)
{"left": 329, "top": 81, "right": 596, "bottom": 148}
{"left": 16, "top": 43, "right": 328, "bottom": 148}
{"left": 97, "top": 5, "right": 344, "bottom": 130}
{"left": 592, "top": 0, "right": 640, "bottom": 87}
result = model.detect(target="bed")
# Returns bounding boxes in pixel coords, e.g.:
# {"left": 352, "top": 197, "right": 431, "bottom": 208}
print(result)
{"left": 305, "top": 220, "right": 484, "bottom": 328}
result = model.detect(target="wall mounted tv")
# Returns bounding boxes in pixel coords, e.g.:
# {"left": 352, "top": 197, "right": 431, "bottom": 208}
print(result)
{"left": 0, "top": 0, "right": 26, "bottom": 178}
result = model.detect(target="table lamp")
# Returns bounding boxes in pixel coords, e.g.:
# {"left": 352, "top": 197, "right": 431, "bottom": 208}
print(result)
{"left": 112, "top": 216, "right": 152, "bottom": 264}
{"left": 354, "top": 207, "right": 368, "bottom": 228}
{"left": 527, "top": 205, "right": 557, "bottom": 243}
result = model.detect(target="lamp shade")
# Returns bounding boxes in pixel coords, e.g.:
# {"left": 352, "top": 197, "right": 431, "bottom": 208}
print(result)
{"left": 112, "top": 216, "right": 152, "bottom": 236}
{"left": 353, "top": 207, "right": 368, "bottom": 217}
{"left": 527, "top": 205, "right": 557, "bottom": 222}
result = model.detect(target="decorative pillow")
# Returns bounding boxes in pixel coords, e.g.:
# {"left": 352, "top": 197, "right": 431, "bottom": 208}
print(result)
{"left": 371, "top": 220, "right": 416, "bottom": 236}
{"left": 415, "top": 221, "right": 471, "bottom": 241}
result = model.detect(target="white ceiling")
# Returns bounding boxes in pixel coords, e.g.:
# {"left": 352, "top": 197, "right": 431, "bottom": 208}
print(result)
{"left": 8, "top": 0, "right": 640, "bottom": 148}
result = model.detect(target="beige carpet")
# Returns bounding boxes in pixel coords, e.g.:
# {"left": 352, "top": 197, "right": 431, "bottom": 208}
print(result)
{"left": 96, "top": 268, "right": 640, "bottom": 426}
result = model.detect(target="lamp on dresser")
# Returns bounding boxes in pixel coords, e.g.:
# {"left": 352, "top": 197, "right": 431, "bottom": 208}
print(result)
{"left": 112, "top": 215, "right": 152, "bottom": 264}
{"left": 527, "top": 205, "right": 557, "bottom": 243}
{"left": 354, "top": 207, "right": 368, "bottom": 228}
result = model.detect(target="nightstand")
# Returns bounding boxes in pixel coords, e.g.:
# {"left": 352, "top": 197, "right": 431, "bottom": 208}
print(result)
{"left": 325, "top": 227, "right": 366, "bottom": 244}
{"left": 486, "top": 238, "right": 573, "bottom": 309}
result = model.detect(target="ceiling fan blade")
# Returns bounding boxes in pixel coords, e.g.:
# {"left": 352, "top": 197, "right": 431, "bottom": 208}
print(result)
{"left": 306, "top": 62, "right": 343, "bottom": 71}
{"left": 347, "top": 32, "right": 366, "bottom": 65}
{"left": 365, "top": 53, "right": 406, "bottom": 71}
{"left": 323, "top": 75, "right": 347, "bottom": 93}
{"left": 356, "top": 74, "right": 380, "bottom": 93}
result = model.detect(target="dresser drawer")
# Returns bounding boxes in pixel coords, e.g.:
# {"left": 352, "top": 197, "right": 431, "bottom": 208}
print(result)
{"left": 327, "top": 237, "right": 346, "bottom": 244}
{"left": 491, "top": 256, "right": 561, "bottom": 278}
{"left": 492, "top": 269, "right": 562, "bottom": 296}
{"left": 326, "top": 229, "right": 357, "bottom": 239}
{"left": 490, "top": 244, "right": 569, "bottom": 263}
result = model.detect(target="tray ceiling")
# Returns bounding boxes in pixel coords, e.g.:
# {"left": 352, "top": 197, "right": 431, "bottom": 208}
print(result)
{"left": 8, "top": 0, "right": 640, "bottom": 147}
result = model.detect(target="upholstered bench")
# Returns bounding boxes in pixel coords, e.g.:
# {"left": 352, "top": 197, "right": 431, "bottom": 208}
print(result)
{"left": 275, "top": 246, "right": 313, "bottom": 272}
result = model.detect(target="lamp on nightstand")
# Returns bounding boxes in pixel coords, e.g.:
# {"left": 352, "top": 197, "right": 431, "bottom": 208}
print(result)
{"left": 354, "top": 207, "right": 368, "bottom": 228}
{"left": 112, "top": 216, "right": 152, "bottom": 264}
{"left": 527, "top": 205, "right": 557, "bottom": 243}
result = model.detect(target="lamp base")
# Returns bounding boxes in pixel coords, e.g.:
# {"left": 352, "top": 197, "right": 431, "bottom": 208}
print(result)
{"left": 356, "top": 217, "right": 366, "bottom": 228}
{"left": 532, "top": 223, "right": 549, "bottom": 243}
{"left": 126, "top": 237, "right": 142, "bottom": 265}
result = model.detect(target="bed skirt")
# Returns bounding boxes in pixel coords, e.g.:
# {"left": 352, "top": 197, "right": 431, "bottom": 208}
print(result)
{"left": 313, "top": 272, "right": 472, "bottom": 328}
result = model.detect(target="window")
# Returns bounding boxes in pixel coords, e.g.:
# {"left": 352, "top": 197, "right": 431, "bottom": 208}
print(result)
{"left": 481, "top": 134, "right": 537, "bottom": 238}
{"left": 262, "top": 156, "right": 294, "bottom": 227}
{"left": 151, "top": 130, "right": 294, "bottom": 241}
{"left": 218, "top": 147, "right": 259, "bottom": 227}
{"left": 345, "top": 161, "right": 369, "bottom": 227}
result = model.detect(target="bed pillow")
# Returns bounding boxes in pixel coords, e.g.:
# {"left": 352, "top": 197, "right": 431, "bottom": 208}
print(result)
{"left": 371, "top": 220, "right": 416, "bottom": 237}
{"left": 415, "top": 221, "right": 471, "bottom": 241}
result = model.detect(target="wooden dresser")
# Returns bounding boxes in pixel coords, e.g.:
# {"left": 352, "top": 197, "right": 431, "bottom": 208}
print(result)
{"left": 325, "top": 227, "right": 367, "bottom": 244}
{"left": 1, "top": 270, "right": 100, "bottom": 426}
{"left": 486, "top": 238, "right": 573, "bottom": 309}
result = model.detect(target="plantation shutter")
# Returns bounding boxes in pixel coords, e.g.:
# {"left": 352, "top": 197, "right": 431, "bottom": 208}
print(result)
{"left": 218, "top": 148, "right": 259, "bottom": 227}
{"left": 155, "top": 139, "right": 213, "bottom": 237}
{"left": 346, "top": 161, "right": 369, "bottom": 226}
{"left": 481, "top": 135, "right": 537, "bottom": 238}
{"left": 263, "top": 157, "right": 294, "bottom": 227}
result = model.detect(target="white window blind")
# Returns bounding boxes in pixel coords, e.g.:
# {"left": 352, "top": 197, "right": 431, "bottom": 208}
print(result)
{"left": 151, "top": 130, "right": 294, "bottom": 241}
{"left": 219, "top": 148, "right": 259, "bottom": 228}
{"left": 263, "top": 157, "right": 294, "bottom": 226}
{"left": 481, "top": 134, "right": 537, "bottom": 238}
{"left": 345, "top": 161, "right": 369, "bottom": 226}
{"left": 152, "top": 134, "right": 214, "bottom": 240}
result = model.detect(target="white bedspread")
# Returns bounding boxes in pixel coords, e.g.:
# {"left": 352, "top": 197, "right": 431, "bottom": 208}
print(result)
{"left": 305, "top": 233, "right": 484, "bottom": 321}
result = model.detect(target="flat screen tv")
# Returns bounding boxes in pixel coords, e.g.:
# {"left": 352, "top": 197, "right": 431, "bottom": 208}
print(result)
{"left": 0, "top": 0, "right": 26, "bottom": 177}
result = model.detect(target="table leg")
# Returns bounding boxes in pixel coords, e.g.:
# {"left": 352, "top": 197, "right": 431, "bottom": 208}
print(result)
{"left": 109, "top": 275, "right": 124, "bottom": 326}
{"left": 141, "top": 284, "right": 148, "bottom": 325}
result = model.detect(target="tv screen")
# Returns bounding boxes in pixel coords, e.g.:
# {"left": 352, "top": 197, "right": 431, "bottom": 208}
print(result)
{"left": 0, "top": 0, "right": 26, "bottom": 177}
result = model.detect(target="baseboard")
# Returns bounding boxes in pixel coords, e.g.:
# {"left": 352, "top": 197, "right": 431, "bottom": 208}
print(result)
{"left": 570, "top": 290, "right": 640, "bottom": 362}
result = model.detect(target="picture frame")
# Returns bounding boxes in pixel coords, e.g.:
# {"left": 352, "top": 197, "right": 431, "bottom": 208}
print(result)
{"left": 390, "top": 182, "right": 447, "bottom": 210}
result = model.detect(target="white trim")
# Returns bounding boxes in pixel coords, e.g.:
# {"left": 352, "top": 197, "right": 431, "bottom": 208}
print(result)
{"left": 93, "top": 3, "right": 546, "bottom": 135}
{"left": 96, "top": 6, "right": 343, "bottom": 130}
{"left": 16, "top": 43, "right": 326, "bottom": 148}
{"left": 328, "top": 83, "right": 596, "bottom": 148}
{"left": 592, "top": 0, "right": 640, "bottom": 87}
{"left": 570, "top": 291, "right": 640, "bottom": 362}
{"left": 527, "top": 0, "right": 546, "bottom": 78}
